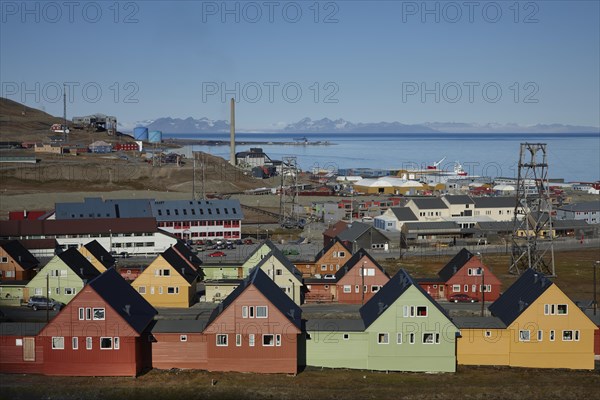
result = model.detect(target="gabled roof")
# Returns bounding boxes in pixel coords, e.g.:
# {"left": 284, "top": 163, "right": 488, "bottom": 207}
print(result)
{"left": 206, "top": 266, "right": 302, "bottom": 329}
{"left": 172, "top": 241, "right": 202, "bottom": 268}
{"left": 360, "top": 269, "right": 449, "bottom": 329}
{"left": 472, "top": 196, "right": 516, "bottom": 209}
{"left": 56, "top": 248, "right": 102, "bottom": 281}
{"left": 488, "top": 269, "right": 553, "bottom": 326}
{"left": 336, "top": 222, "right": 371, "bottom": 242}
{"left": 390, "top": 207, "right": 418, "bottom": 222}
{"left": 160, "top": 247, "right": 199, "bottom": 284}
{"left": 323, "top": 221, "right": 348, "bottom": 238}
{"left": 88, "top": 268, "right": 157, "bottom": 334}
{"left": 558, "top": 201, "right": 600, "bottom": 212}
{"left": 314, "top": 237, "right": 351, "bottom": 263}
{"left": 443, "top": 195, "right": 475, "bottom": 205}
{"left": 335, "top": 249, "right": 388, "bottom": 281}
{"left": 83, "top": 240, "right": 115, "bottom": 269}
{"left": 410, "top": 197, "right": 448, "bottom": 210}
{"left": 437, "top": 248, "right": 474, "bottom": 281}
{"left": 0, "top": 240, "right": 39, "bottom": 270}
{"left": 55, "top": 197, "right": 153, "bottom": 219}
{"left": 255, "top": 247, "right": 303, "bottom": 281}
{"left": 476, "top": 221, "right": 513, "bottom": 231}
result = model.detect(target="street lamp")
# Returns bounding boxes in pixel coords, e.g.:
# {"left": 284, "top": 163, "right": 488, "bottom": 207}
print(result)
{"left": 476, "top": 252, "right": 485, "bottom": 317}
{"left": 594, "top": 261, "right": 600, "bottom": 316}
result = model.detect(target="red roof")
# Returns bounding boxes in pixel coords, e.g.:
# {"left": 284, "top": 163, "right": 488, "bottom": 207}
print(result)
{"left": 0, "top": 218, "right": 158, "bottom": 237}
{"left": 8, "top": 211, "right": 48, "bottom": 221}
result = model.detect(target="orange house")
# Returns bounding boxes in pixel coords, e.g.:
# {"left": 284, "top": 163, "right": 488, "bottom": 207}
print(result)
{"left": 0, "top": 240, "right": 39, "bottom": 281}
{"left": 297, "top": 238, "right": 352, "bottom": 277}
{"left": 335, "top": 249, "right": 390, "bottom": 304}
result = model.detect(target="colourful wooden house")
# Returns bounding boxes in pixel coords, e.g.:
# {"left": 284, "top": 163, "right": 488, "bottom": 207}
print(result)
{"left": 0, "top": 269, "right": 157, "bottom": 376}
{"left": 0, "top": 240, "right": 39, "bottom": 281}
{"left": 305, "top": 269, "right": 459, "bottom": 372}
{"left": 25, "top": 248, "right": 101, "bottom": 304}
{"left": 171, "top": 241, "right": 204, "bottom": 276}
{"left": 304, "top": 277, "right": 337, "bottom": 303}
{"left": 131, "top": 247, "right": 200, "bottom": 308}
{"left": 312, "top": 238, "right": 353, "bottom": 276}
{"left": 453, "top": 316, "right": 510, "bottom": 366}
{"left": 151, "top": 320, "right": 207, "bottom": 370}
{"left": 485, "top": 269, "right": 598, "bottom": 370}
{"left": 240, "top": 240, "right": 278, "bottom": 276}
{"left": 78, "top": 240, "right": 115, "bottom": 273}
{"left": 254, "top": 247, "right": 304, "bottom": 305}
{"left": 335, "top": 249, "right": 390, "bottom": 304}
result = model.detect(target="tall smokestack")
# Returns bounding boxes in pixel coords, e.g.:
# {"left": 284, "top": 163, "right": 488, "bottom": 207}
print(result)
{"left": 230, "top": 98, "right": 236, "bottom": 166}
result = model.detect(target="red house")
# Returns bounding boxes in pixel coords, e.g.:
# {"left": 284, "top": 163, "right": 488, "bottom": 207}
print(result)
{"left": 0, "top": 269, "right": 158, "bottom": 376}
{"left": 335, "top": 250, "right": 390, "bottom": 304}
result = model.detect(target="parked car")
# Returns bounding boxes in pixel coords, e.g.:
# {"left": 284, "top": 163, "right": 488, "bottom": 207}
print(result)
{"left": 243, "top": 239, "right": 253, "bottom": 245}
{"left": 208, "top": 251, "right": 226, "bottom": 257}
{"left": 26, "top": 296, "right": 64, "bottom": 311}
{"left": 449, "top": 293, "right": 478, "bottom": 303}
{"left": 235, "top": 239, "right": 243, "bottom": 245}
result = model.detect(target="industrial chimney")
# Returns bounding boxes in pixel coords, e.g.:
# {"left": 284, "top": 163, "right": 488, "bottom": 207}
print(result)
{"left": 230, "top": 98, "right": 236, "bottom": 166}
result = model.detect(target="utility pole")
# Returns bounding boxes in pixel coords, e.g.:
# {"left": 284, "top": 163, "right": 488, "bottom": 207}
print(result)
{"left": 46, "top": 274, "right": 50, "bottom": 323}
{"left": 361, "top": 260, "right": 366, "bottom": 305}
{"left": 594, "top": 261, "right": 599, "bottom": 316}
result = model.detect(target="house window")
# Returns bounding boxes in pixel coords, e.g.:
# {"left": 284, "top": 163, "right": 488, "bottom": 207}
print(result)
{"left": 216, "top": 334, "right": 228, "bottom": 346}
{"left": 371, "top": 285, "right": 380, "bottom": 293}
{"left": 377, "top": 333, "right": 389, "bottom": 344}
{"left": 409, "top": 333, "right": 415, "bottom": 344}
{"left": 464, "top": 285, "right": 468, "bottom": 292}
{"left": 563, "top": 331, "right": 573, "bottom": 341}
{"left": 557, "top": 304, "right": 568, "bottom": 315}
{"left": 343, "top": 285, "right": 351, "bottom": 293}
{"left": 276, "top": 334, "right": 281, "bottom": 346}
{"left": 321, "top": 265, "right": 327, "bottom": 271}
{"left": 138, "top": 286, "right": 146, "bottom": 294}
{"left": 249, "top": 306, "right": 254, "bottom": 318}
{"left": 34, "top": 288, "right": 42, "bottom": 295}
{"left": 100, "top": 337, "right": 113, "bottom": 350}
{"left": 180, "top": 335, "right": 187, "bottom": 342}
{"left": 86, "top": 337, "right": 92, "bottom": 350}
{"left": 550, "top": 330, "right": 555, "bottom": 341}
{"left": 256, "top": 306, "right": 268, "bottom": 318}
{"left": 416, "top": 306, "right": 427, "bottom": 317}
{"left": 397, "top": 333, "right": 402, "bottom": 344}
{"left": 0, "top": 257, "right": 7, "bottom": 263}
{"left": 242, "top": 306, "right": 248, "bottom": 318}
{"left": 355, "top": 285, "right": 360, "bottom": 293}
{"left": 537, "top": 330, "right": 543, "bottom": 341}
{"left": 78, "top": 308, "right": 84, "bottom": 320}
{"left": 338, "top": 251, "right": 345, "bottom": 257}
{"left": 159, "top": 287, "right": 163, "bottom": 295}
{"left": 64, "top": 288, "right": 76, "bottom": 295}
{"left": 249, "top": 334, "right": 255, "bottom": 347}
{"left": 519, "top": 330, "right": 530, "bottom": 342}
{"left": 485, "top": 331, "right": 492, "bottom": 338}
{"left": 86, "top": 308, "right": 92, "bottom": 320}
{"left": 263, "top": 334, "right": 275, "bottom": 346}
{"left": 167, "top": 287, "right": 179, "bottom": 294}
{"left": 343, "top": 333, "right": 350, "bottom": 340}
{"left": 72, "top": 337, "right": 78, "bottom": 350}
{"left": 452, "top": 285, "right": 460, "bottom": 293}
{"left": 422, "top": 333, "right": 436, "bottom": 344}
{"left": 52, "top": 337, "right": 64, "bottom": 350}
{"left": 275, "top": 269, "right": 283, "bottom": 276}
{"left": 93, "top": 308, "right": 105, "bottom": 320}
{"left": 155, "top": 269, "right": 171, "bottom": 277}
{"left": 236, "top": 334, "right": 242, "bottom": 347}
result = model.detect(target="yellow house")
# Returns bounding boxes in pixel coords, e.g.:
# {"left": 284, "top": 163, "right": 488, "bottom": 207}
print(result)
{"left": 455, "top": 318, "right": 511, "bottom": 366}
{"left": 254, "top": 248, "right": 304, "bottom": 305}
{"left": 132, "top": 247, "right": 199, "bottom": 308}
{"left": 78, "top": 240, "right": 116, "bottom": 273}
{"left": 482, "top": 269, "right": 598, "bottom": 370}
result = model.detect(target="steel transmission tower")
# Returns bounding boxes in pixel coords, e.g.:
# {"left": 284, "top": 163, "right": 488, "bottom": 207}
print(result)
{"left": 509, "top": 143, "right": 556, "bottom": 276}
{"left": 279, "top": 156, "right": 299, "bottom": 227}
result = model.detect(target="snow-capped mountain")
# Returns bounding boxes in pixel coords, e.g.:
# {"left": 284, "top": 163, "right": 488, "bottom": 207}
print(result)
{"left": 282, "top": 117, "right": 438, "bottom": 133}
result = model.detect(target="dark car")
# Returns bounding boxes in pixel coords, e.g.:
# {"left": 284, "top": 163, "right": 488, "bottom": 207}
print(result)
{"left": 449, "top": 293, "right": 478, "bottom": 303}
{"left": 208, "top": 251, "right": 226, "bottom": 257}
{"left": 26, "top": 296, "right": 64, "bottom": 311}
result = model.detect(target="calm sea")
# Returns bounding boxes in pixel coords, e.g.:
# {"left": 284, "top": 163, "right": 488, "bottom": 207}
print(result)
{"left": 164, "top": 132, "right": 600, "bottom": 182}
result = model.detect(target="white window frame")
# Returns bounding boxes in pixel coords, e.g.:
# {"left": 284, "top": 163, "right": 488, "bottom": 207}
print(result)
{"left": 64, "top": 288, "right": 76, "bottom": 295}
{"left": 52, "top": 337, "right": 64, "bottom": 350}
{"left": 86, "top": 308, "right": 91, "bottom": 320}
{"left": 262, "top": 334, "right": 275, "bottom": 347}
{"left": 78, "top": 308, "right": 84, "bottom": 321}
{"left": 138, "top": 286, "right": 146, "bottom": 294}
{"left": 416, "top": 306, "right": 428, "bottom": 317}
{"left": 256, "top": 306, "right": 268, "bottom": 318}
{"left": 249, "top": 334, "right": 255, "bottom": 347}
{"left": 180, "top": 335, "right": 187, "bottom": 342}
{"left": 100, "top": 337, "right": 113, "bottom": 350}
{"left": 452, "top": 285, "right": 460, "bottom": 293}
{"left": 92, "top": 308, "right": 105, "bottom": 321}
{"left": 464, "top": 284, "right": 468, "bottom": 292}
{"left": 557, "top": 304, "right": 568, "bottom": 315}
{"left": 343, "top": 285, "right": 351, "bottom": 293}
{"left": 537, "top": 330, "right": 543, "bottom": 341}
{"left": 167, "top": 286, "right": 179, "bottom": 294}
{"left": 422, "top": 332, "right": 435, "bottom": 344}
{"left": 236, "top": 334, "right": 242, "bottom": 347}
{"left": 377, "top": 332, "right": 389, "bottom": 344}
{"left": 114, "top": 337, "right": 120, "bottom": 350}
{"left": 519, "top": 330, "right": 531, "bottom": 342}
{"left": 343, "top": 333, "right": 349, "bottom": 340}
{"left": 242, "top": 306, "right": 248, "bottom": 318}
{"left": 276, "top": 334, "right": 281, "bottom": 347}
{"left": 72, "top": 337, "right": 78, "bottom": 350}
{"left": 216, "top": 334, "right": 228, "bottom": 347}
{"left": 86, "top": 337, "right": 92, "bottom": 350}
{"left": 409, "top": 333, "right": 415, "bottom": 344}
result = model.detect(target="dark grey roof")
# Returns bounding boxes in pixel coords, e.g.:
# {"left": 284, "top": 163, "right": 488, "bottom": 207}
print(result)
{"left": 336, "top": 222, "right": 372, "bottom": 242}
{"left": 88, "top": 268, "right": 157, "bottom": 334}
{"left": 152, "top": 319, "right": 207, "bottom": 333}
{"left": 305, "top": 318, "right": 365, "bottom": 332}
{"left": 360, "top": 269, "right": 450, "bottom": 329}
{"left": 438, "top": 248, "right": 474, "bottom": 281}
{"left": 452, "top": 316, "right": 506, "bottom": 329}
{"left": 335, "top": 249, "right": 388, "bottom": 281}
{"left": 443, "top": 195, "right": 475, "bottom": 205}
{"left": 206, "top": 266, "right": 302, "bottom": 329}
{"left": 151, "top": 199, "right": 243, "bottom": 222}
{"left": 403, "top": 221, "right": 461, "bottom": 232}
{"left": 83, "top": 240, "right": 115, "bottom": 269}
{"left": 255, "top": 246, "right": 303, "bottom": 281}
{"left": 390, "top": 207, "right": 418, "bottom": 221}
{"left": 488, "top": 269, "right": 553, "bottom": 326}
{"left": 57, "top": 248, "right": 102, "bottom": 281}
{"left": 173, "top": 241, "right": 202, "bottom": 268}
{"left": 204, "top": 279, "right": 243, "bottom": 285}
{"left": 410, "top": 197, "right": 447, "bottom": 210}
{"left": 55, "top": 198, "right": 153, "bottom": 219}
{"left": 314, "top": 237, "right": 351, "bottom": 263}
{"left": 472, "top": 197, "right": 516, "bottom": 209}
{"left": 476, "top": 221, "right": 513, "bottom": 231}
{"left": 0, "top": 240, "right": 39, "bottom": 270}
{"left": 161, "top": 247, "right": 200, "bottom": 284}
{"left": 558, "top": 201, "right": 600, "bottom": 212}
{"left": 0, "top": 322, "right": 46, "bottom": 336}
{"left": 553, "top": 220, "right": 590, "bottom": 229}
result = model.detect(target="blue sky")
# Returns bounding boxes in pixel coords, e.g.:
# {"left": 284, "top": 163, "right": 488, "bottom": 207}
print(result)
{"left": 1, "top": 0, "right": 599, "bottom": 130}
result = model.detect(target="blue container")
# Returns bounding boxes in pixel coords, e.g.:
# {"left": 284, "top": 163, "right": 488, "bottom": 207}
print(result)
{"left": 149, "top": 130, "right": 162, "bottom": 143}
{"left": 133, "top": 127, "right": 149, "bottom": 141}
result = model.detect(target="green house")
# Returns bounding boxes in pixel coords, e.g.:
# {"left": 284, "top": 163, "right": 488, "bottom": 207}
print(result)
{"left": 25, "top": 248, "right": 101, "bottom": 304}
{"left": 240, "top": 240, "right": 279, "bottom": 276}
{"left": 305, "top": 269, "right": 459, "bottom": 372}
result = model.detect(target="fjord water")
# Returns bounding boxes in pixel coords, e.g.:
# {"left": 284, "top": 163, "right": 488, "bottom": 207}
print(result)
{"left": 167, "top": 132, "right": 600, "bottom": 182}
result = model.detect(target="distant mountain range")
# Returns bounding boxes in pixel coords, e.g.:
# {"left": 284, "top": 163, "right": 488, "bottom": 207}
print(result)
{"left": 119, "top": 116, "right": 600, "bottom": 134}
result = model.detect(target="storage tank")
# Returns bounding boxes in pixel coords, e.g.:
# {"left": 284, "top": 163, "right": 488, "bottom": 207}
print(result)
{"left": 149, "top": 130, "right": 162, "bottom": 143}
{"left": 133, "top": 127, "right": 149, "bottom": 141}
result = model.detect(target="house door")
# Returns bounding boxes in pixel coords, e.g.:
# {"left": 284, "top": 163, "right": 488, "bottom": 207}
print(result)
{"left": 439, "top": 285, "right": 444, "bottom": 299}
{"left": 23, "top": 337, "right": 35, "bottom": 361}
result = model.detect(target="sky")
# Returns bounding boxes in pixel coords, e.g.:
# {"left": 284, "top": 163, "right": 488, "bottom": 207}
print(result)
{"left": 1, "top": 0, "right": 599, "bottom": 130}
